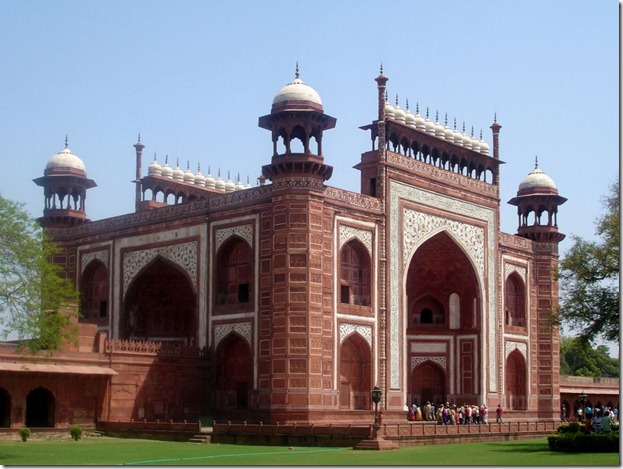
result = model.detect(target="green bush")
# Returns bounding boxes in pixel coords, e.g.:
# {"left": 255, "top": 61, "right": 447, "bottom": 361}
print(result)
{"left": 18, "top": 427, "right": 31, "bottom": 442}
{"left": 557, "top": 422, "right": 582, "bottom": 433}
{"left": 70, "top": 425, "right": 83, "bottom": 441}
{"left": 548, "top": 431, "right": 619, "bottom": 452}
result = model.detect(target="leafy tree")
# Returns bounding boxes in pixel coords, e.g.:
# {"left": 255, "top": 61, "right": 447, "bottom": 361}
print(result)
{"left": 0, "top": 195, "right": 78, "bottom": 354}
{"left": 558, "top": 178, "right": 619, "bottom": 344}
{"left": 560, "top": 336, "right": 619, "bottom": 377}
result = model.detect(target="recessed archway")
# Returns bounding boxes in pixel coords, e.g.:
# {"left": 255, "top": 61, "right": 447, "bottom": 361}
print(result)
{"left": 405, "top": 231, "right": 481, "bottom": 401}
{"left": 0, "top": 387, "right": 10, "bottom": 427}
{"left": 411, "top": 361, "right": 446, "bottom": 406}
{"left": 123, "top": 257, "right": 196, "bottom": 343}
{"left": 26, "top": 387, "right": 55, "bottom": 428}
{"left": 215, "top": 334, "right": 253, "bottom": 410}
{"left": 80, "top": 260, "right": 109, "bottom": 322}
{"left": 339, "top": 334, "right": 371, "bottom": 409}
{"left": 506, "top": 349, "right": 527, "bottom": 410}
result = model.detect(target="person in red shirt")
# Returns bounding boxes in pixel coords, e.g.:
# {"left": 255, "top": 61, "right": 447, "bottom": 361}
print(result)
{"left": 496, "top": 404, "right": 504, "bottom": 423}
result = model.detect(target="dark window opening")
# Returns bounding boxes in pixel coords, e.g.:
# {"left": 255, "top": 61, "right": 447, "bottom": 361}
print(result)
{"left": 370, "top": 178, "right": 377, "bottom": 197}
{"left": 421, "top": 308, "right": 433, "bottom": 324}
{"left": 99, "top": 301, "right": 107, "bottom": 318}
{"left": 238, "top": 284, "right": 249, "bottom": 303}
{"left": 341, "top": 285, "right": 350, "bottom": 304}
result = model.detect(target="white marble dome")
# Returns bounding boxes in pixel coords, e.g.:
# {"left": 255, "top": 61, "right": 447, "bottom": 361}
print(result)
{"left": 518, "top": 164, "right": 557, "bottom": 192}
{"left": 272, "top": 69, "right": 322, "bottom": 109}
{"left": 46, "top": 146, "right": 86, "bottom": 173}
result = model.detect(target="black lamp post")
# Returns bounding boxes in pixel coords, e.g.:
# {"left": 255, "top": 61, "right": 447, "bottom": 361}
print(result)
{"left": 579, "top": 391, "right": 588, "bottom": 422}
{"left": 372, "top": 386, "right": 382, "bottom": 428}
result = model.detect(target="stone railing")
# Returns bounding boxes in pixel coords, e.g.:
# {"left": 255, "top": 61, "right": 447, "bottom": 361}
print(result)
{"left": 213, "top": 421, "right": 372, "bottom": 437}
{"left": 104, "top": 339, "right": 209, "bottom": 356}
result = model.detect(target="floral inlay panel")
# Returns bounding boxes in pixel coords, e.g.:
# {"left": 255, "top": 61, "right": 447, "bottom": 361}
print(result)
{"left": 122, "top": 241, "right": 197, "bottom": 297}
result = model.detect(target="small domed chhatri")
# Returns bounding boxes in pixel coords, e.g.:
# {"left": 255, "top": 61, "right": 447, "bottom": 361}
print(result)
{"left": 271, "top": 63, "right": 323, "bottom": 113}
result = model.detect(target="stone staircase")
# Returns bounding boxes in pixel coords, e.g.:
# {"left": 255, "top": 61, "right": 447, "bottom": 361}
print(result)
{"left": 188, "top": 427, "right": 212, "bottom": 444}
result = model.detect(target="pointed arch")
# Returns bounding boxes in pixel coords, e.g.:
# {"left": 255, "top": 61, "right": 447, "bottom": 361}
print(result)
{"left": 505, "top": 349, "right": 527, "bottom": 410}
{"left": 505, "top": 272, "right": 526, "bottom": 328}
{"left": 406, "top": 231, "right": 481, "bottom": 330}
{"left": 122, "top": 256, "right": 197, "bottom": 342}
{"left": 215, "top": 333, "right": 253, "bottom": 410}
{"left": 26, "top": 387, "right": 55, "bottom": 428}
{"left": 411, "top": 361, "right": 446, "bottom": 406}
{"left": 339, "top": 239, "right": 371, "bottom": 307}
{"left": 339, "top": 333, "right": 372, "bottom": 410}
{"left": 215, "top": 236, "right": 253, "bottom": 312}
{"left": 80, "top": 259, "right": 109, "bottom": 321}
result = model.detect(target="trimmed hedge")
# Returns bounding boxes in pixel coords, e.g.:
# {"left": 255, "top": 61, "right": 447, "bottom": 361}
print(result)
{"left": 548, "top": 425, "right": 619, "bottom": 453}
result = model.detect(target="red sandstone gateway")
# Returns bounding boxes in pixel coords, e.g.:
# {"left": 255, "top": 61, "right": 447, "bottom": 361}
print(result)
{"left": 0, "top": 67, "right": 616, "bottom": 433}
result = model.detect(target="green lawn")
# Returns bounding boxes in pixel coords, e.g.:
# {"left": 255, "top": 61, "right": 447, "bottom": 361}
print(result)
{"left": 0, "top": 436, "right": 619, "bottom": 466}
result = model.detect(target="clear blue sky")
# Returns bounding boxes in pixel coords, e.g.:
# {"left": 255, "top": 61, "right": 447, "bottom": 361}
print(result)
{"left": 0, "top": 1, "right": 619, "bottom": 345}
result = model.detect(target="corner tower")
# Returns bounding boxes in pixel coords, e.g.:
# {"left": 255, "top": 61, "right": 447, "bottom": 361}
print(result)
{"left": 508, "top": 158, "right": 566, "bottom": 419}
{"left": 256, "top": 67, "right": 337, "bottom": 422}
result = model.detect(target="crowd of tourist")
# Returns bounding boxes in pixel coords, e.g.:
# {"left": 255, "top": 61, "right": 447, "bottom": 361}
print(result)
{"left": 574, "top": 404, "right": 618, "bottom": 434}
{"left": 404, "top": 401, "right": 504, "bottom": 425}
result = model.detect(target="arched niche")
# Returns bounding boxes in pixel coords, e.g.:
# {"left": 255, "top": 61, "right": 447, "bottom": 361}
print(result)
{"left": 26, "top": 387, "right": 55, "bottom": 428}
{"left": 80, "top": 259, "right": 109, "bottom": 322}
{"left": 339, "top": 239, "right": 371, "bottom": 307}
{"left": 339, "top": 333, "right": 372, "bottom": 410}
{"left": 214, "top": 333, "right": 253, "bottom": 410}
{"left": 123, "top": 256, "right": 197, "bottom": 343}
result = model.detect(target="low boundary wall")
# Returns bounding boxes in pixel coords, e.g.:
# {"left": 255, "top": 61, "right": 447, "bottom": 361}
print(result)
{"left": 96, "top": 419, "right": 201, "bottom": 441}
{"left": 212, "top": 420, "right": 561, "bottom": 447}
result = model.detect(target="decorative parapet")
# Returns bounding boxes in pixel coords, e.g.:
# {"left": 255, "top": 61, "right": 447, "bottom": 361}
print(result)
{"left": 499, "top": 232, "right": 533, "bottom": 250}
{"left": 386, "top": 151, "right": 499, "bottom": 197}
{"left": 105, "top": 339, "right": 208, "bottom": 356}
{"left": 324, "top": 187, "right": 383, "bottom": 211}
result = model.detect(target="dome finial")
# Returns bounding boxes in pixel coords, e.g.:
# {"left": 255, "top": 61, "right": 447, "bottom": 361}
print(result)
{"left": 494, "top": 112, "right": 498, "bottom": 123}
{"left": 153, "top": 152, "right": 157, "bottom": 161}
{"left": 137, "top": 133, "right": 141, "bottom": 143}
{"left": 471, "top": 126, "right": 474, "bottom": 137}
{"left": 186, "top": 159, "right": 190, "bottom": 170}
{"left": 435, "top": 110, "right": 439, "bottom": 122}
{"left": 453, "top": 117, "right": 457, "bottom": 130}
{"left": 295, "top": 62, "right": 300, "bottom": 79}
{"left": 534, "top": 156, "right": 539, "bottom": 169}
{"left": 64, "top": 135, "right": 69, "bottom": 148}
{"left": 444, "top": 113, "right": 448, "bottom": 126}
{"left": 395, "top": 94, "right": 399, "bottom": 106}
{"left": 380, "top": 63, "right": 383, "bottom": 75}
{"left": 165, "top": 154, "right": 169, "bottom": 165}
{"left": 416, "top": 102, "right": 419, "bottom": 114}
